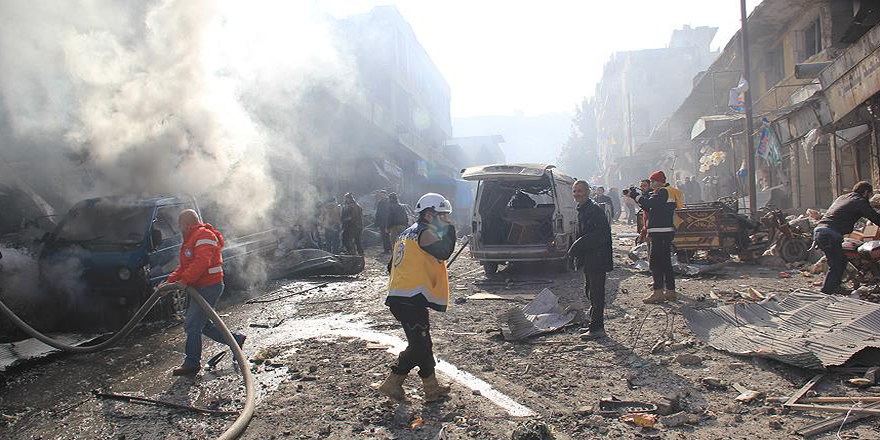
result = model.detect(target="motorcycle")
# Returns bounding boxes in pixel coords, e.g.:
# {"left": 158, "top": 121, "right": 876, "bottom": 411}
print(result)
{"left": 842, "top": 239, "right": 880, "bottom": 289}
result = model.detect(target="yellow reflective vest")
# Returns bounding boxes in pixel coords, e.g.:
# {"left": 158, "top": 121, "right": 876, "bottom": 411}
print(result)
{"left": 666, "top": 185, "right": 684, "bottom": 209}
{"left": 387, "top": 222, "right": 450, "bottom": 312}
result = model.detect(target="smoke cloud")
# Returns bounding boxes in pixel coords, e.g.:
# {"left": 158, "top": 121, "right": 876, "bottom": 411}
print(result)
{"left": 0, "top": 0, "right": 355, "bottom": 230}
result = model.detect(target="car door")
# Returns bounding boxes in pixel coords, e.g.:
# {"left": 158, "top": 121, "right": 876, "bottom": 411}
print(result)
{"left": 147, "top": 203, "right": 192, "bottom": 286}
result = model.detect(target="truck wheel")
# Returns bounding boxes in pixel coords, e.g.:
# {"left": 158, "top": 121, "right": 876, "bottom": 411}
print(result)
{"left": 482, "top": 262, "right": 499, "bottom": 276}
{"left": 780, "top": 238, "right": 810, "bottom": 263}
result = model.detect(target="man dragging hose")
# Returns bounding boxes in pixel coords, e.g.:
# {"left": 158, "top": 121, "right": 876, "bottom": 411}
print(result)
{"left": 159, "top": 209, "right": 246, "bottom": 376}
{"left": 378, "top": 193, "right": 456, "bottom": 402}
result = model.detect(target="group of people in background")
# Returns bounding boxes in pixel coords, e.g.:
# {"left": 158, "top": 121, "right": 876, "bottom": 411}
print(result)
{"left": 313, "top": 190, "right": 410, "bottom": 257}
{"left": 591, "top": 175, "right": 702, "bottom": 226}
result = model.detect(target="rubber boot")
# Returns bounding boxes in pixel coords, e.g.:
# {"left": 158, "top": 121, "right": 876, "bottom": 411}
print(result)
{"left": 378, "top": 373, "right": 407, "bottom": 401}
{"left": 421, "top": 374, "right": 451, "bottom": 402}
{"left": 664, "top": 289, "right": 677, "bottom": 301}
{"left": 643, "top": 289, "right": 665, "bottom": 304}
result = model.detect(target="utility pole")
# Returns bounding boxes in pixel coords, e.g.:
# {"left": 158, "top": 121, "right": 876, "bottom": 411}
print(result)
{"left": 740, "top": 0, "right": 758, "bottom": 218}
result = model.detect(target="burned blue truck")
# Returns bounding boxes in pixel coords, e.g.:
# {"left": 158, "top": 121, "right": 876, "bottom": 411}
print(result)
{"left": 37, "top": 195, "right": 277, "bottom": 328}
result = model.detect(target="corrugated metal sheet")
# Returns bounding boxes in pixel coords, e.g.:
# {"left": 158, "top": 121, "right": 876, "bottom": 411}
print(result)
{"left": 499, "top": 289, "right": 576, "bottom": 341}
{"left": 0, "top": 334, "right": 102, "bottom": 371}
{"left": 682, "top": 291, "right": 880, "bottom": 370}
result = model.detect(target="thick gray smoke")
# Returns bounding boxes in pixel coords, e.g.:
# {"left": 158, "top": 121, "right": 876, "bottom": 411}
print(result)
{"left": 0, "top": 0, "right": 355, "bottom": 231}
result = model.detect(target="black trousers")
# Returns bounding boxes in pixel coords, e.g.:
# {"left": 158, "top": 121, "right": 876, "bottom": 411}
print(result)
{"left": 381, "top": 229, "right": 392, "bottom": 252}
{"left": 649, "top": 232, "right": 675, "bottom": 290}
{"left": 342, "top": 228, "right": 364, "bottom": 255}
{"left": 388, "top": 302, "right": 435, "bottom": 378}
{"left": 584, "top": 270, "right": 606, "bottom": 330}
{"left": 815, "top": 229, "right": 844, "bottom": 294}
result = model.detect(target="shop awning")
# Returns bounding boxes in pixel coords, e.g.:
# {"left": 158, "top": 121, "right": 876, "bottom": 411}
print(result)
{"left": 691, "top": 114, "right": 744, "bottom": 140}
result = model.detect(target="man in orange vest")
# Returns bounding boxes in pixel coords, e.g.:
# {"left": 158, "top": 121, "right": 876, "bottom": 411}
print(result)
{"left": 159, "top": 209, "right": 245, "bottom": 376}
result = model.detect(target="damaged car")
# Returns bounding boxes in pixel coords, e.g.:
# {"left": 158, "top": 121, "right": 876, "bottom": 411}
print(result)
{"left": 462, "top": 164, "right": 578, "bottom": 275}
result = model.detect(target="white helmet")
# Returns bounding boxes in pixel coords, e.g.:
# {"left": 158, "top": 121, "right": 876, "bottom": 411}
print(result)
{"left": 416, "top": 193, "right": 453, "bottom": 214}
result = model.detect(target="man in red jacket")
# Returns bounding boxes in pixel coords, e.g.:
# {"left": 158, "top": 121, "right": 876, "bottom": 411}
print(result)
{"left": 159, "top": 209, "right": 245, "bottom": 376}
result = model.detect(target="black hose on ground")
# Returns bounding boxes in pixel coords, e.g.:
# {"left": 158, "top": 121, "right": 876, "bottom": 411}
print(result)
{"left": 0, "top": 285, "right": 255, "bottom": 440}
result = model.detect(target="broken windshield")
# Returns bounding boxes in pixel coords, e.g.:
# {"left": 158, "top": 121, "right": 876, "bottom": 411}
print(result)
{"left": 54, "top": 201, "right": 153, "bottom": 245}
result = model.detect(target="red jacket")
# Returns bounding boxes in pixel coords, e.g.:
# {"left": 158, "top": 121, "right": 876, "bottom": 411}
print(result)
{"left": 167, "top": 223, "right": 225, "bottom": 287}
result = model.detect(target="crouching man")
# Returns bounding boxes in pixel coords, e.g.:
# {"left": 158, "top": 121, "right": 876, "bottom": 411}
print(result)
{"left": 378, "top": 193, "right": 456, "bottom": 402}
{"left": 159, "top": 209, "right": 245, "bottom": 376}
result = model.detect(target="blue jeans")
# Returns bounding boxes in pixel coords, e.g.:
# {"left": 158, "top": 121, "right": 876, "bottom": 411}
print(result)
{"left": 183, "top": 282, "right": 243, "bottom": 367}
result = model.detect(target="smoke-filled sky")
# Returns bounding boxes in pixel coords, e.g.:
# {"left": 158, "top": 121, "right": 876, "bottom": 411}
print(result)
{"left": 0, "top": 0, "right": 352, "bottom": 229}
{"left": 324, "top": 0, "right": 761, "bottom": 117}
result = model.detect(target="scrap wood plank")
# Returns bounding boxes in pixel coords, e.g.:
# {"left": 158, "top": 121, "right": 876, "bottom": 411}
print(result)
{"left": 796, "top": 401, "right": 880, "bottom": 437}
{"left": 769, "top": 396, "right": 880, "bottom": 404}
{"left": 787, "top": 403, "right": 880, "bottom": 416}
{"left": 785, "top": 374, "right": 825, "bottom": 407}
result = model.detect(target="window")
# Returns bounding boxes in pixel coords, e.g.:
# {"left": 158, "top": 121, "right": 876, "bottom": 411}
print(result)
{"left": 802, "top": 18, "right": 822, "bottom": 61}
{"left": 766, "top": 45, "right": 784, "bottom": 88}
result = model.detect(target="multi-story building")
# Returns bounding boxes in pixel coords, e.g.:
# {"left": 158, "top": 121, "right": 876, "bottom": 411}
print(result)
{"left": 316, "top": 6, "right": 455, "bottom": 204}
{"left": 649, "top": 0, "right": 880, "bottom": 210}
{"left": 594, "top": 25, "right": 718, "bottom": 187}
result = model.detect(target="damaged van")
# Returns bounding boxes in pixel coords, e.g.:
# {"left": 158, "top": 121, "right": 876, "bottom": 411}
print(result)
{"left": 462, "top": 164, "right": 578, "bottom": 275}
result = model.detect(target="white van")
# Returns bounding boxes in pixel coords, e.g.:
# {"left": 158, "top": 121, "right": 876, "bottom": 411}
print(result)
{"left": 461, "top": 163, "right": 579, "bottom": 275}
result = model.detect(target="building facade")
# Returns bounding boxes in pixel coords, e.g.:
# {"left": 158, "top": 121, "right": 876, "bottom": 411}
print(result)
{"left": 594, "top": 25, "right": 719, "bottom": 187}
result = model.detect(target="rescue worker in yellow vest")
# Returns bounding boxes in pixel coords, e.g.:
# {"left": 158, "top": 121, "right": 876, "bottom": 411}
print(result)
{"left": 378, "top": 193, "right": 456, "bottom": 402}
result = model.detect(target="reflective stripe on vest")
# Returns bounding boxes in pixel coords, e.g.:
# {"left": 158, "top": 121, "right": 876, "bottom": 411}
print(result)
{"left": 196, "top": 238, "right": 219, "bottom": 247}
{"left": 207, "top": 266, "right": 223, "bottom": 274}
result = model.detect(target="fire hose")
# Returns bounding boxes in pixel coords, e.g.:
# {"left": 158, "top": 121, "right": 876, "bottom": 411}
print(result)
{"left": 0, "top": 285, "right": 255, "bottom": 440}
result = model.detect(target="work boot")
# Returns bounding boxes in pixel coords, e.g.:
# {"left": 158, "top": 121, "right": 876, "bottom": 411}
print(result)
{"left": 580, "top": 327, "right": 606, "bottom": 341}
{"left": 172, "top": 364, "right": 200, "bottom": 376}
{"left": 664, "top": 289, "right": 678, "bottom": 301}
{"left": 421, "top": 374, "right": 451, "bottom": 402}
{"left": 643, "top": 289, "right": 665, "bottom": 304}
{"left": 378, "top": 372, "right": 407, "bottom": 401}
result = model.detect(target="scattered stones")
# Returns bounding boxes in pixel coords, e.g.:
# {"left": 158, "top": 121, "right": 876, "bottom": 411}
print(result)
{"left": 701, "top": 377, "right": 727, "bottom": 390}
{"left": 575, "top": 405, "right": 594, "bottom": 415}
{"left": 674, "top": 353, "right": 703, "bottom": 366}
{"left": 767, "top": 416, "right": 783, "bottom": 430}
{"left": 655, "top": 394, "right": 681, "bottom": 416}
{"left": 511, "top": 419, "right": 555, "bottom": 440}
{"left": 659, "top": 411, "right": 698, "bottom": 428}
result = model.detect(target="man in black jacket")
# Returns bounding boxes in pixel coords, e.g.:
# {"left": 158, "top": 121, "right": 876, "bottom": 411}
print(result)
{"left": 815, "top": 181, "right": 880, "bottom": 294}
{"left": 632, "top": 170, "right": 682, "bottom": 304}
{"left": 375, "top": 191, "right": 391, "bottom": 254}
{"left": 568, "top": 180, "right": 613, "bottom": 340}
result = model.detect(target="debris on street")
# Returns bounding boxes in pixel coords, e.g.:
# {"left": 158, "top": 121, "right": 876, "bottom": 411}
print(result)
{"left": 499, "top": 289, "right": 576, "bottom": 341}
{"left": 683, "top": 291, "right": 880, "bottom": 369}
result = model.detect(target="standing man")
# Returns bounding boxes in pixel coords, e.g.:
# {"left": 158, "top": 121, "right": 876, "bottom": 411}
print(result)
{"left": 341, "top": 192, "right": 364, "bottom": 256}
{"left": 378, "top": 193, "right": 456, "bottom": 402}
{"left": 632, "top": 171, "right": 683, "bottom": 304}
{"left": 593, "top": 186, "right": 615, "bottom": 223}
{"left": 386, "top": 192, "right": 409, "bottom": 241}
{"left": 320, "top": 198, "right": 342, "bottom": 254}
{"left": 375, "top": 191, "right": 392, "bottom": 254}
{"left": 159, "top": 209, "right": 245, "bottom": 376}
{"left": 636, "top": 179, "right": 653, "bottom": 243}
{"left": 568, "top": 181, "right": 613, "bottom": 340}
{"left": 814, "top": 181, "right": 880, "bottom": 294}
{"left": 609, "top": 187, "right": 622, "bottom": 223}
{"left": 622, "top": 189, "right": 638, "bottom": 225}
